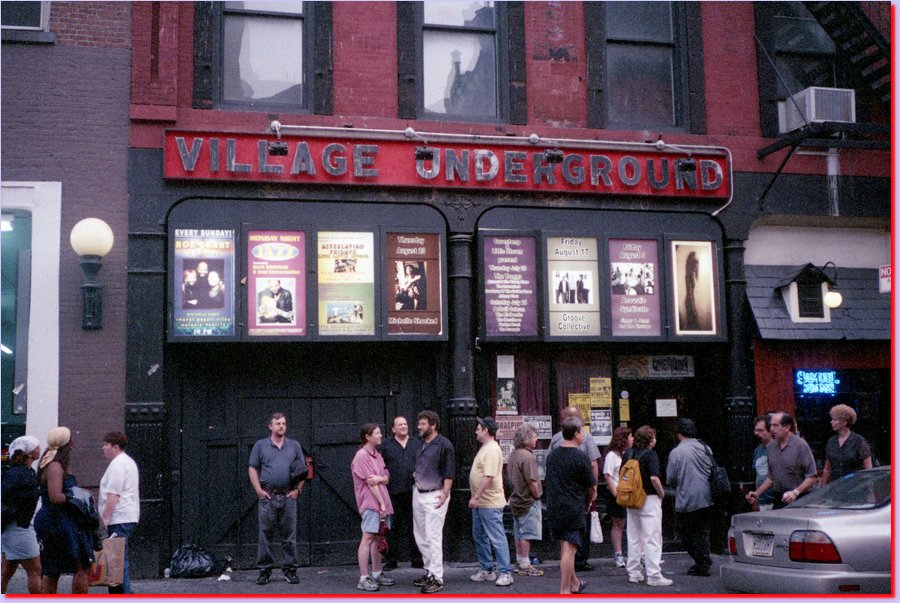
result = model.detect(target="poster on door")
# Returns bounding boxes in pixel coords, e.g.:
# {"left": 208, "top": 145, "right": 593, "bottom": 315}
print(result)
{"left": 247, "top": 230, "right": 306, "bottom": 337}
{"left": 318, "top": 231, "right": 375, "bottom": 335}
{"left": 172, "top": 228, "right": 235, "bottom": 337}
{"left": 547, "top": 236, "right": 600, "bottom": 337}
{"left": 386, "top": 232, "right": 443, "bottom": 335}
{"left": 609, "top": 239, "right": 661, "bottom": 336}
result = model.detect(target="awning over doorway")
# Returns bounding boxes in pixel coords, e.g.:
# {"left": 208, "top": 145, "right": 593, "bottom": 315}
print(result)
{"left": 745, "top": 265, "right": 889, "bottom": 340}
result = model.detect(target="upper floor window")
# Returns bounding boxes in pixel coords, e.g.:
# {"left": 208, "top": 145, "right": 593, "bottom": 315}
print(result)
{"left": 1, "top": 1, "right": 48, "bottom": 31}
{"left": 585, "top": 1, "right": 705, "bottom": 132}
{"left": 194, "top": 1, "right": 332, "bottom": 114}
{"left": 397, "top": 1, "right": 525, "bottom": 123}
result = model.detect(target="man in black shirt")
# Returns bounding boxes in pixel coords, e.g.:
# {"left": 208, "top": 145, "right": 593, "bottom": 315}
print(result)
{"left": 378, "top": 416, "right": 424, "bottom": 571}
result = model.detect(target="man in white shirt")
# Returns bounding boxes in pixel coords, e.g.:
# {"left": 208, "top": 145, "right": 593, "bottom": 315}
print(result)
{"left": 99, "top": 431, "right": 140, "bottom": 594}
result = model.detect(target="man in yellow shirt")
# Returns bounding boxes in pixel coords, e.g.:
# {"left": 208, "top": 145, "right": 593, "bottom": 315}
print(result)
{"left": 468, "top": 417, "right": 514, "bottom": 588}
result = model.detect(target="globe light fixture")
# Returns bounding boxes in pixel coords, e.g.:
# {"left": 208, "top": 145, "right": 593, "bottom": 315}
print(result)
{"left": 820, "top": 261, "right": 842, "bottom": 309}
{"left": 70, "top": 218, "right": 114, "bottom": 329}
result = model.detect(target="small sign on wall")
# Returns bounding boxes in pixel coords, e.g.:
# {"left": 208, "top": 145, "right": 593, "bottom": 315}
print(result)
{"left": 655, "top": 398, "right": 678, "bottom": 417}
{"left": 880, "top": 265, "right": 891, "bottom": 294}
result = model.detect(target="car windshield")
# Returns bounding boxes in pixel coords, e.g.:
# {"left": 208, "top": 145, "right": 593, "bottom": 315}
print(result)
{"left": 791, "top": 469, "right": 891, "bottom": 510}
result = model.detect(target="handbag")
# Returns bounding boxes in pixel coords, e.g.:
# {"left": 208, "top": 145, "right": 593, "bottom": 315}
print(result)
{"left": 589, "top": 510, "right": 603, "bottom": 544}
{"left": 88, "top": 535, "right": 126, "bottom": 587}
{"left": 377, "top": 519, "right": 390, "bottom": 554}
{"left": 702, "top": 443, "right": 731, "bottom": 503}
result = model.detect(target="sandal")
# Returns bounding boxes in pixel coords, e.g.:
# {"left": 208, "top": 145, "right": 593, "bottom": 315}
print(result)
{"left": 571, "top": 579, "right": 588, "bottom": 594}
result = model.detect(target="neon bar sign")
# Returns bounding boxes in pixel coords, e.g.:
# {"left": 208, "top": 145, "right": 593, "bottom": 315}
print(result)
{"left": 794, "top": 370, "right": 840, "bottom": 395}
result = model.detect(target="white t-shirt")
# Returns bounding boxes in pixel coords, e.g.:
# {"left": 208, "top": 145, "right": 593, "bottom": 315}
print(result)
{"left": 99, "top": 452, "right": 140, "bottom": 525}
{"left": 602, "top": 450, "right": 623, "bottom": 488}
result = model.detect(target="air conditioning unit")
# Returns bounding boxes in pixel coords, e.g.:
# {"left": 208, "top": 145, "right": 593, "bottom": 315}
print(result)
{"left": 777, "top": 86, "right": 856, "bottom": 133}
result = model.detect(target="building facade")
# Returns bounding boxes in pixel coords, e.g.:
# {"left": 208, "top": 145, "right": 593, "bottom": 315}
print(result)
{"left": 3, "top": 1, "right": 890, "bottom": 578}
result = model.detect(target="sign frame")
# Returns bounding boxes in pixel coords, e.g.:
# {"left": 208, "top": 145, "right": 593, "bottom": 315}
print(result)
{"left": 478, "top": 230, "right": 543, "bottom": 341}
{"left": 382, "top": 228, "right": 448, "bottom": 340}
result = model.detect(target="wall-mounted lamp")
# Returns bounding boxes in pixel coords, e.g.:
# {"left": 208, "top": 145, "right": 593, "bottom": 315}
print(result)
{"left": 821, "top": 261, "right": 843, "bottom": 309}
{"left": 543, "top": 149, "right": 565, "bottom": 164}
{"left": 70, "top": 218, "right": 114, "bottom": 330}
{"left": 415, "top": 146, "right": 435, "bottom": 160}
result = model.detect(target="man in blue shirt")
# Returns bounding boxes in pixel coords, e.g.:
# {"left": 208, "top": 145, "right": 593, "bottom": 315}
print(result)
{"left": 750, "top": 415, "right": 775, "bottom": 511}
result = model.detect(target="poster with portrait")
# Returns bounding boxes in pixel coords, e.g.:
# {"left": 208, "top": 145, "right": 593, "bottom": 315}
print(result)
{"left": 318, "top": 231, "right": 375, "bottom": 336}
{"left": 590, "top": 408, "right": 613, "bottom": 445}
{"left": 247, "top": 230, "right": 306, "bottom": 337}
{"left": 495, "top": 378, "right": 519, "bottom": 415}
{"left": 547, "top": 237, "right": 600, "bottom": 337}
{"left": 671, "top": 241, "right": 718, "bottom": 335}
{"left": 386, "top": 232, "right": 443, "bottom": 335}
{"left": 172, "top": 228, "right": 235, "bottom": 337}
{"left": 609, "top": 239, "right": 661, "bottom": 336}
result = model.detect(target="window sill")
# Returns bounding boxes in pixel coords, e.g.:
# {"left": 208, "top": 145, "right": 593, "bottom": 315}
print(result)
{"left": 2, "top": 30, "right": 56, "bottom": 44}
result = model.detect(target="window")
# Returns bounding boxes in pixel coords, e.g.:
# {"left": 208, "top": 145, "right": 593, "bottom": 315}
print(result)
{"left": 796, "top": 272, "right": 825, "bottom": 318}
{"left": 193, "top": 1, "right": 332, "bottom": 113}
{"left": 1, "top": 1, "right": 48, "bottom": 30}
{"left": 397, "top": 1, "right": 525, "bottom": 123}
{"left": 586, "top": 1, "right": 704, "bottom": 132}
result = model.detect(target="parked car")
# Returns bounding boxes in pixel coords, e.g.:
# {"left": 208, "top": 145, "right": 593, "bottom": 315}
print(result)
{"left": 721, "top": 466, "right": 890, "bottom": 594}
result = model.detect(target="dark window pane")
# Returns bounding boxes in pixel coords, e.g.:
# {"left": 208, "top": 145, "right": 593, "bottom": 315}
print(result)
{"left": 606, "top": 44, "right": 674, "bottom": 126}
{"left": 606, "top": 2, "right": 672, "bottom": 42}
{"left": 223, "top": 16, "right": 304, "bottom": 103}
{"left": 797, "top": 281, "right": 824, "bottom": 318}
{"left": 1, "top": 1, "right": 42, "bottom": 29}
{"left": 423, "top": 30, "right": 497, "bottom": 117}
{"left": 774, "top": 55, "right": 836, "bottom": 94}
{"left": 424, "top": 1, "right": 495, "bottom": 27}
{"left": 771, "top": 12, "right": 834, "bottom": 54}
{"left": 224, "top": 1, "right": 303, "bottom": 15}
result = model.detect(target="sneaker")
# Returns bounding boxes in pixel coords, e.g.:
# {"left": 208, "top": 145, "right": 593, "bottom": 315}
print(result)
{"left": 374, "top": 573, "right": 396, "bottom": 586}
{"left": 647, "top": 576, "right": 674, "bottom": 587}
{"left": 514, "top": 564, "right": 544, "bottom": 577}
{"left": 421, "top": 575, "right": 444, "bottom": 594}
{"left": 628, "top": 573, "right": 645, "bottom": 583}
{"left": 357, "top": 576, "right": 380, "bottom": 591}
{"left": 494, "top": 573, "right": 514, "bottom": 587}
{"left": 614, "top": 553, "right": 626, "bottom": 568}
{"left": 470, "top": 569, "right": 497, "bottom": 582}
{"left": 413, "top": 573, "right": 431, "bottom": 588}
{"left": 255, "top": 570, "right": 271, "bottom": 586}
{"left": 284, "top": 569, "right": 300, "bottom": 584}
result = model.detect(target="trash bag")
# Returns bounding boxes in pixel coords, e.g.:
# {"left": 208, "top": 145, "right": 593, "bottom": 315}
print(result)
{"left": 169, "top": 541, "right": 218, "bottom": 578}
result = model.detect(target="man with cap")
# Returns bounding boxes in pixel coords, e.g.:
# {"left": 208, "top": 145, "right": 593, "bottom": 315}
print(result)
{"left": 665, "top": 418, "right": 713, "bottom": 576}
{"left": 468, "top": 416, "right": 514, "bottom": 588}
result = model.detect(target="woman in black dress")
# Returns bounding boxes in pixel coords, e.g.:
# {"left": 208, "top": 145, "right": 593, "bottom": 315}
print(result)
{"left": 1, "top": 436, "right": 42, "bottom": 593}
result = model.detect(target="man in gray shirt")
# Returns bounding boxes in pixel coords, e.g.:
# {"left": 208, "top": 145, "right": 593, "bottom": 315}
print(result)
{"left": 747, "top": 412, "right": 817, "bottom": 509}
{"left": 248, "top": 412, "right": 306, "bottom": 586}
{"left": 666, "top": 418, "right": 713, "bottom": 576}
{"left": 549, "top": 406, "right": 600, "bottom": 572}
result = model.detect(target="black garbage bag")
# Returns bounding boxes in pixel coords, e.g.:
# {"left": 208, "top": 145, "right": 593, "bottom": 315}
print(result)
{"left": 169, "top": 541, "right": 218, "bottom": 578}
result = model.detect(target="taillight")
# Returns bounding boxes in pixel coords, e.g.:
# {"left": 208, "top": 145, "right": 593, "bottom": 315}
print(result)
{"left": 789, "top": 530, "right": 842, "bottom": 563}
{"left": 727, "top": 527, "right": 737, "bottom": 555}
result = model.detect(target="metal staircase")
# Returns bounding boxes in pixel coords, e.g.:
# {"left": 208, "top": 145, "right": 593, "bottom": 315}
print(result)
{"left": 803, "top": 1, "right": 890, "bottom": 108}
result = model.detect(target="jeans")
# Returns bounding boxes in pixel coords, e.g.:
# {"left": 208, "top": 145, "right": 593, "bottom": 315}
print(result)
{"left": 676, "top": 506, "right": 712, "bottom": 571}
{"left": 107, "top": 522, "right": 137, "bottom": 594}
{"left": 471, "top": 507, "right": 511, "bottom": 575}
{"left": 257, "top": 495, "right": 298, "bottom": 570}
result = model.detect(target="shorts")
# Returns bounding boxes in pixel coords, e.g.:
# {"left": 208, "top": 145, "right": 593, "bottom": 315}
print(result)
{"left": 604, "top": 487, "right": 626, "bottom": 519}
{"left": 512, "top": 502, "right": 542, "bottom": 541}
{"left": 550, "top": 525, "right": 582, "bottom": 546}
{"left": 1, "top": 524, "right": 40, "bottom": 561}
{"left": 360, "top": 509, "right": 392, "bottom": 534}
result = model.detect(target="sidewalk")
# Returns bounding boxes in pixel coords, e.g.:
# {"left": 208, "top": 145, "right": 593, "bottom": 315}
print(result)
{"left": 3, "top": 552, "right": 728, "bottom": 596}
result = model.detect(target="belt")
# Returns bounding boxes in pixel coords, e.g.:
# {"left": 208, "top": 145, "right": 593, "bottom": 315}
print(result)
{"left": 417, "top": 487, "right": 439, "bottom": 494}
{"left": 266, "top": 487, "right": 288, "bottom": 496}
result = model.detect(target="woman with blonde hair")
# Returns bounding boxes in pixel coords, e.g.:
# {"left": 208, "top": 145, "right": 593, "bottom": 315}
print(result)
{"left": 821, "top": 404, "right": 872, "bottom": 485}
{"left": 33, "top": 428, "right": 94, "bottom": 594}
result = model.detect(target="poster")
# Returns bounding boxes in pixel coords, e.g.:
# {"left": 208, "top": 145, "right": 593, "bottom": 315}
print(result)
{"left": 547, "top": 237, "right": 600, "bottom": 336}
{"left": 173, "top": 228, "right": 235, "bottom": 337}
{"left": 533, "top": 449, "right": 548, "bottom": 481}
{"left": 590, "top": 408, "right": 613, "bottom": 445}
{"left": 618, "top": 355, "right": 695, "bottom": 379}
{"left": 496, "top": 378, "right": 519, "bottom": 415}
{"left": 484, "top": 235, "right": 538, "bottom": 336}
{"left": 567, "top": 393, "right": 592, "bottom": 427}
{"left": 386, "top": 232, "right": 442, "bottom": 335}
{"left": 609, "top": 239, "right": 661, "bottom": 336}
{"left": 496, "top": 415, "right": 523, "bottom": 441}
{"left": 247, "top": 230, "right": 306, "bottom": 337}
{"left": 589, "top": 377, "right": 612, "bottom": 408}
{"left": 497, "top": 355, "right": 515, "bottom": 379}
{"left": 671, "top": 241, "right": 718, "bottom": 335}
{"left": 619, "top": 399, "right": 631, "bottom": 422}
{"left": 317, "top": 231, "right": 375, "bottom": 335}
{"left": 656, "top": 398, "right": 678, "bottom": 417}
{"left": 522, "top": 415, "right": 552, "bottom": 440}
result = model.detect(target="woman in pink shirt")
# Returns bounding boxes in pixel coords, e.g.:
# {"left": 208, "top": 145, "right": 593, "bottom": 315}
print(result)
{"left": 351, "top": 423, "right": 395, "bottom": 592}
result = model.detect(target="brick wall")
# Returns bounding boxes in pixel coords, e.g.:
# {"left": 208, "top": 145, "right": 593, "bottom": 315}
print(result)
{"left": 1, "top": 2, "right": 131, "bottom": 486}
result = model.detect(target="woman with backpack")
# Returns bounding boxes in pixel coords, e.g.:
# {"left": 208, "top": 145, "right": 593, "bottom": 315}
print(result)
{"left": 602, "top": 427, "right": 632, "bottom": 569}
{"left": 621, "top": 426, "right": 672, "bottom": 587}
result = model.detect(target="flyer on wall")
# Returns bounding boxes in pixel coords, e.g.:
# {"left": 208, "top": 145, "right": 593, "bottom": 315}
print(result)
{"left": 247, "top": 230, "right": 306, "bottom": 337}
{"left": 609, "top": 239, "right": 661, "bottom": 336}
{"left": 547, "top": 236, "right": 600, "bottom": 336}
{"left": 172, "top": 228, "right": 236, "bottom": 337}
{"left": 317, "top": 231, "right": 375, "bottom": 335}
{"left": 386, "top": 232, "right": 443, "bottom": 335}
{"left": 483, "top": 235, "right": 538, "bottom": 337}
{"left": 671, "top": 240, "right": 718, "bottom": 335}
